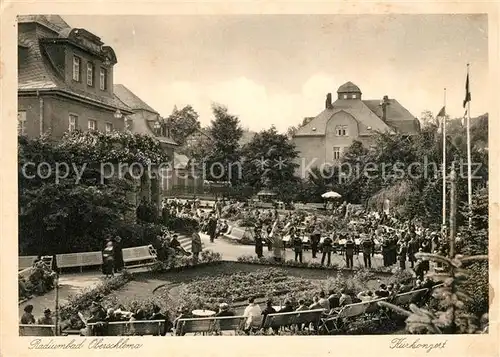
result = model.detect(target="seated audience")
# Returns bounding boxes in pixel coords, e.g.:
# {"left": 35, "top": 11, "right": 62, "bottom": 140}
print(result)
{"left": 357, "top": 290, "right": 374, "bottom": 302}
{"left": 375, "top": 284, "right": 390, "bottom": 298}
{"left": 243, "top": 297, "right": 262, "bottom": 334}
{"left": 216, "top": 303, "right": 235, "bottom": 317}
{"left": 318, "top": 291, "right": 330, "bottom": 311}
{"left": 20, "top": 304, "right": 35, "bottom": 324}
{"left": 309, "top": 296, "right": 321, "bottom": 310}
{"left": 339, "top": 290, "right": 353, "bottom": 307}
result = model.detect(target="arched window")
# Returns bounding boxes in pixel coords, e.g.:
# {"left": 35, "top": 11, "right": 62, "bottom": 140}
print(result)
{"left": 336, "top": 125, "right": 348, "bottom": 136}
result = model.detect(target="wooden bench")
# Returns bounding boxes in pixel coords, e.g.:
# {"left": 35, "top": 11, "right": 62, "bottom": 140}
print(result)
{"left": 19, "top": 256, "right": 37, "bottom": 270}
{"left": 392, "top": 288, "right": 428, "bottom": 307}
{"left": 320, "top": 301, "right": 371, "bottom": 332}
{"left": 86, "top": 320, "right": 166, "bottom": 336}
{"left": 262, "top": 309, "right": 324, "bottom": 334}
{"left": 122, "top": 245, "right": 157, "bottom": 267}
{"left": 19, "top": 324, "right": 57, "bottom": 336}
{"left": 175, "top": 316, "right": 246, "bottom": 335}
{"left": 56, "top": 252, "right": 103, "bottom": 272}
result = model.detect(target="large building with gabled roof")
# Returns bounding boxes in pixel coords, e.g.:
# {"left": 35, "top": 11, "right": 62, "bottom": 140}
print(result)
{"left": 17, "top": 15, "right": 133, "bottom": 138}
{"left": 292, "top": 81, "right": 420, "bottom": 176}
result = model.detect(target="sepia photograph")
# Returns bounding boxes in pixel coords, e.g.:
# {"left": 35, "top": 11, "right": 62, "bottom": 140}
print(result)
{"left": 15, "top": 13, "right": 490, "bottom": 341}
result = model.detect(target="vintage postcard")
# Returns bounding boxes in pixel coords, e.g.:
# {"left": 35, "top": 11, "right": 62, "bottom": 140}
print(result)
{"left": 1, "top": 1, "right": 499, "bottom": 357}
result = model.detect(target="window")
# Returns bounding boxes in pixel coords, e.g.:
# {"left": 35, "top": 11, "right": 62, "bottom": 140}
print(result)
{"left": 336, "top": 125, "right": 348, "bottom": 136}
{"left": 105, "top": 122, "right": 113, "bottom": 133}
{"left": 99, "top": 67, "right": 107, "bottom": 90}
{"left": 88, "top": 119, "right": 97, "bottom": 131}
{"left": 18, "top": 111, "right": 27, "bottom": 135}
{"left": 69, "top": 114, "right": 78, "bottom": 132}
{"left": 343, "top": 94, "right": 348, "bottom": 99}
{"left": 351, "top": 94, "right": 357, "bottom": 99}
{"left": 87, "top": 62, "right": 94, "bottom": 86}
{"left": 72, "top": 56, "right": 81, "bottom": 81}
{"left": 333, "top": 147, "right": 341, "bottom": 160}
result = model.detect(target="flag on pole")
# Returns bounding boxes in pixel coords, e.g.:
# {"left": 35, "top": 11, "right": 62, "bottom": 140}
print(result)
{"left": 463, "top": 72, "right": 471, "bottom": 108}
{"left": 462, "top": 109, "right": 467, "bottom": 127}
{"left": 437, "top": 106, "right": 446, "bottom": 117}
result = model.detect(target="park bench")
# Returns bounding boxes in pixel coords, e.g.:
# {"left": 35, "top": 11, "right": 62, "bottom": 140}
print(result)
{"left": 391, "top": 288, "right": 428, "bottom": 307}
{"left": 18, "top": 267, "right": 33, "bottom": 280}
{"left": 175, "top": 316, "right": 246, "bottom": 336}
{"left": 320, "top": 301, "right": 371, "bottom": 333}
{"left": 86, "top": 320, "right": 166, "bottom": 336}
{"left": 18, "top": 256, "right": 37, "bottom": 270}
{"left": 262, "top": 309, "right": 324, "bottom": 334}
{"left": 122, "top": 245, "right": 157, "bottom": 267}
{"left": 56, "top": 251, "right": 103, "bottom": 272}
{"left": 19, "top": 324, "right": 57, "bottom": 336}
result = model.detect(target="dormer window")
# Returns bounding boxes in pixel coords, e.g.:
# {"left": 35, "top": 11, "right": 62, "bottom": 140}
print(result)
{"left": 72, "top": 56, "right": 81, "bottom": 82}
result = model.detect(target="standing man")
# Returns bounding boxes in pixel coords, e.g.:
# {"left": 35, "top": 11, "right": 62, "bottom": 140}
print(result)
{"left": 254, "top": 223, "right": 264, "bottom": 258}
{"left": 398, "top": 240, "right": 408, "bottom": 270}
{"left": 311, "top": 225, "right": 321, "bottom": 259}
{"left": 191, "top": 225, "right": 202, "bottom": 263}
{"left": 345, "top": 236, "right": 355, "bottom": 269}
{"left": 113, "top": 236, "right": 124, "bottom": 273}
{"left": 321, "top": 234, "right": 333, "bottom": 266}
{"left": 207, "top": 213, "right": 218, "bottom": 243}
{"left": 361, "top": 235, "right": 374, "bottom": 268}
{"left": 292, "top": 231, "right": 303, "bottom": 263}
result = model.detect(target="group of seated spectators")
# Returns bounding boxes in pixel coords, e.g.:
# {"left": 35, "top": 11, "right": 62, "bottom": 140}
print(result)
{"left": 19, "top": 256, "right": 57, "bottom": 299}
{"left": 20, "top": 275, "right": 437, "bottom": 336}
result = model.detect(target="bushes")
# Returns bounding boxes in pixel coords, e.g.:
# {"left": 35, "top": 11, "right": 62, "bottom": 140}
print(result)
{"left": 148, "top": 250, "right": 222, "bottom": 273}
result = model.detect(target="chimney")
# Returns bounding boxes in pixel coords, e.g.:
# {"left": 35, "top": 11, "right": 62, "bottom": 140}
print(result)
{"left": 381, "top": 95, "right": 390, "bottom": 122}
{"left": 325, "top": 93, "right": 333, "bottom": 109}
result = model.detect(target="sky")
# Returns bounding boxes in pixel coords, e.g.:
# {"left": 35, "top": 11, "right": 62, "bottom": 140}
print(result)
{"left": 65, "top": 14, "right": 489, "bottom": 132}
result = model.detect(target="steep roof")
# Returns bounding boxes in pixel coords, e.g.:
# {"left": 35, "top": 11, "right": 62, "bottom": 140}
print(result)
{"left": 18, "top": 19, "right": 131, "bottom": 113}
{"left": 113, "top": 84, "right": 159, "bottom": 114}
{"left": 18, "top": 15, "right": 70, "bottom": 32}
{"left": 294, "top": 99, "right": 392, "bottom": 137}
{"left": 337, "top": 81, "right": 361, "bottom": 94}
{"left": 363, "top": 99, "right": 419, "bottom": 135}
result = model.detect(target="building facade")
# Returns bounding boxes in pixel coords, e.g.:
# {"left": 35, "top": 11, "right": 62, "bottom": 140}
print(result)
{"left": 292, "top": 81, "right": 420, "bottom": 176}
{"left": 18, "top": 15, "right": 133, "bottom": 138}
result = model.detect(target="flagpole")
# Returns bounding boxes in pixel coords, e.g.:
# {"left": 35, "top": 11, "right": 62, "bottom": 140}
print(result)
{"left": 442, "top": 88, "right": 447, "bottom": 229}
{"left": 466, "top": 64, "right": 472, "bottom": 227}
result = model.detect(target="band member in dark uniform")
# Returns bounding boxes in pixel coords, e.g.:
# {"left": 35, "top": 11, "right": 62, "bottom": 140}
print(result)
{"left": 345, "top": 237, "right": 355, "bottom": 269}
{"left": 361, "top": 235, "right": 374, "bottom": 268}
{"left": 311, "top": 225, "right": 321, "bottom": 259}
{"left": 321, "top": 235, "right": 333, "bottom": 266}
{"left": 292, "top": 231, "right": 303, "bottom": 263}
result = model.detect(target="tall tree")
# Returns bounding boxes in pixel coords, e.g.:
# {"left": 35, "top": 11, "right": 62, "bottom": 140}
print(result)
{"left": 166, "top": 105, "right": 200, "bottom": 146}
{"left": 205, "top": 104, "right": 243, "bottom": 183}
{"left": 241, "top": 125, "right": 299, "bottom": 200}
